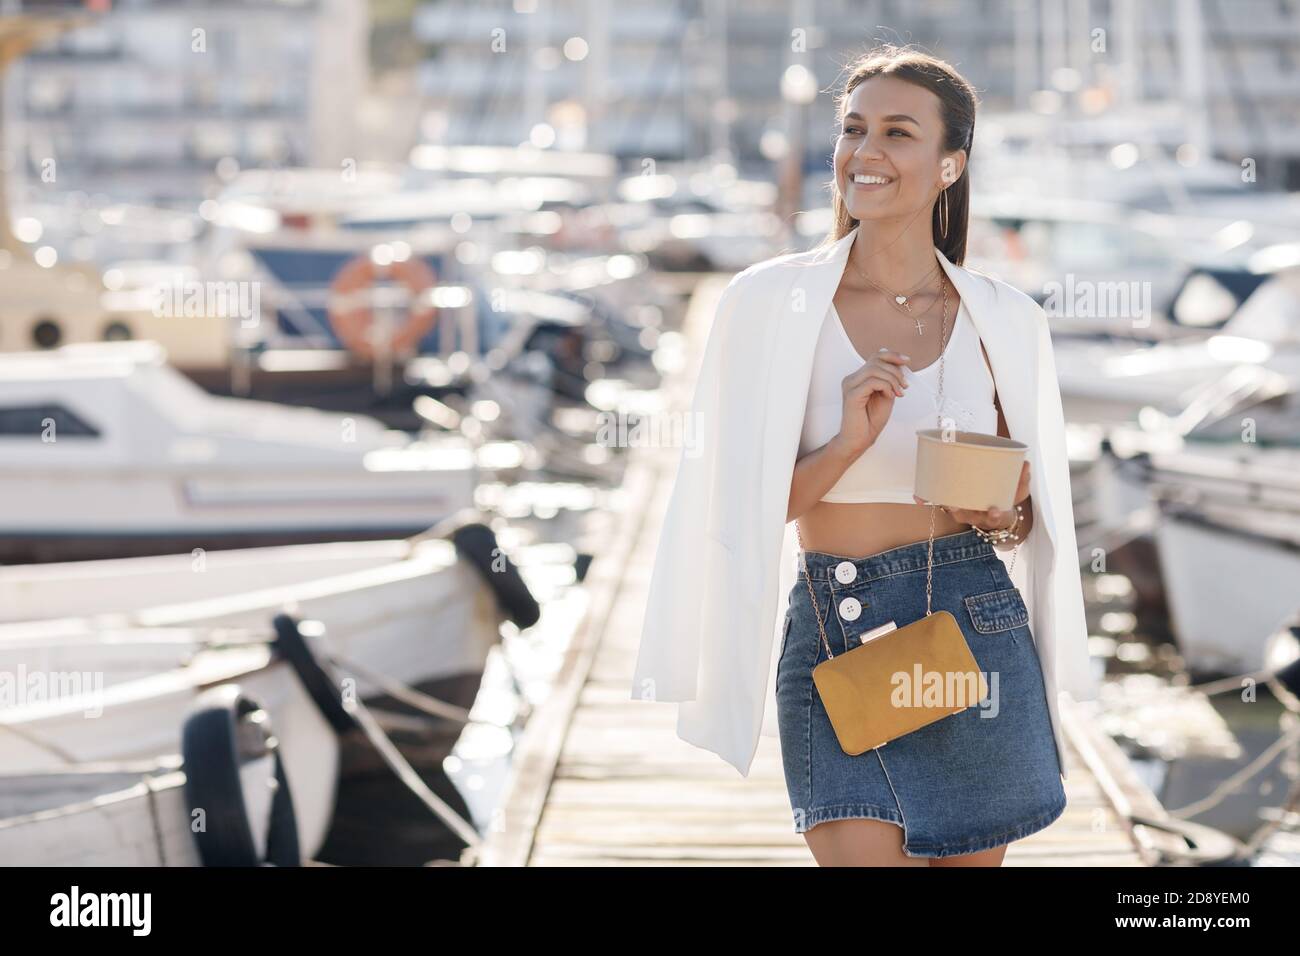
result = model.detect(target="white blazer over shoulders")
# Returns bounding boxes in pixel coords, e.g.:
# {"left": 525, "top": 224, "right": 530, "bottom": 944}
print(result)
{"left": 630, "top": 224, "right": 1100, "bottom": 781}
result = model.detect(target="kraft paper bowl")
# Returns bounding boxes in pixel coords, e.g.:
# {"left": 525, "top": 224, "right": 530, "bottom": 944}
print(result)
{"left": 914, "top": 429, "right": 1028, "bottom": 512}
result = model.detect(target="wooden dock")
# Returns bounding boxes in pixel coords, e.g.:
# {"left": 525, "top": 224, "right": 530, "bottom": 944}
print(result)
{"left": 477, "top": 276, "right": 1162, "bottom": 867}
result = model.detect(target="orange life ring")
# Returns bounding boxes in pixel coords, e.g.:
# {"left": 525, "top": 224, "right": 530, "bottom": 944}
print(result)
{"left": 327, "top": 254, "right": 439, "bottom": 359}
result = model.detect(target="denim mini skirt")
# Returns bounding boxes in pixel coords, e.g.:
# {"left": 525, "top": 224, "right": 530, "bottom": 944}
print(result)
{"left": 775, "top": 528, "right": 1066, "bottom": 858}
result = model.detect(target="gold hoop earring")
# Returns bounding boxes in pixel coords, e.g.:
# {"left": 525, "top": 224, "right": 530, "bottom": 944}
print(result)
{"left": 939, "top": 186, "right": 950, "bottom": 240}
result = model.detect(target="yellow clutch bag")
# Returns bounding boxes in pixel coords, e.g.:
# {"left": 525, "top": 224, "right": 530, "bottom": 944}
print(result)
{"left": 795, "top": 515, "right": 987, "bottom": 756}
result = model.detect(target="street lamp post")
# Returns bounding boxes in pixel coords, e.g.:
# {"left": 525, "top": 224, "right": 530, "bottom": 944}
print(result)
{"left": 778, "top": 63, "right": 817, "bottom": 246}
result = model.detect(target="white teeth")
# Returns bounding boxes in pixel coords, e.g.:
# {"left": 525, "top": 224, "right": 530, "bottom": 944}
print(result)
{"left": 853, "top": 173, "right": 891, "bottom": 185}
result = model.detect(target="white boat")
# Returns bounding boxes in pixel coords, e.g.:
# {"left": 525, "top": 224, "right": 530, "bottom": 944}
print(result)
{"left": 1153, "top": 492, "right": 1300, "bottom": 677}
{"left": 962, "top": 194, "right": 1265, "bottom": 335}
{"left": 0, "top": 531, "right": 519, "bottom": 863}
{"left": 1063, "top": 271, "right": 1300, "bottom": 560}
{"left": 0, "top": 340, "right": 478, "bottom": 562}
{"left": 0, "top": 642, "right": 337, "bottom": 863}
{"left": 0, "top": 766, "right": 207, "bottom": 866}
{"left": 0, "top": 534, "right": 509, "bottom": 692}
{"left": 1053, "top": 246, "right": 1300, "bottom": 425}
{"left": 1075, "top": 363, "right": 1300, "bottom": 677}
{"left": 199, "top": 160, "right": 619, "bottom": 358}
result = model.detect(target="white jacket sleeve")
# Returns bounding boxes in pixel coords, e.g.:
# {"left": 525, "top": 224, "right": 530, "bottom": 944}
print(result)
{"left": 630, "top": 273, "right": 745, "bottom": 705}
{"left": 1032, "top": 297, "right": 1101, "bottom": 703}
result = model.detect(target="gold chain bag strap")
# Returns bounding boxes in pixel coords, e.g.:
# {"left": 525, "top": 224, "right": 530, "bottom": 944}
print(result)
{"left": 793, "top": 275, "right": 988, "bottom": 755}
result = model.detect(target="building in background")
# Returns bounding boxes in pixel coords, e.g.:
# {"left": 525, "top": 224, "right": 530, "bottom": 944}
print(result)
{"left": 413, "top": 0, "right": 1300, "bottom": 189}
{"left": 5, "top": 0, "right": 368, "bottom": 207}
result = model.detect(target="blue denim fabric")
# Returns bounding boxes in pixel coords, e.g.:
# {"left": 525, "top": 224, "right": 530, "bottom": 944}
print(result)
{"left": 775, "top": 528, "right": 1066, "bottom": 858}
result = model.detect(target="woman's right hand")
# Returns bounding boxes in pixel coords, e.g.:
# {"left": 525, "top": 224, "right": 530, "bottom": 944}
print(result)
{"left": 834, "top": 347, "right": 912, "bottom": 455}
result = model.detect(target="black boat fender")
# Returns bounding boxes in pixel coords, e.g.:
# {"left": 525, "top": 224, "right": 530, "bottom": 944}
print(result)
{"left": 451, "top": 522, "right": 541, "bottom": 630}
{"left": 181, "top": 685, "right": 301, "bottom": 867}
{"left": 272, "top": 613, "right": 355, "bottom": 735}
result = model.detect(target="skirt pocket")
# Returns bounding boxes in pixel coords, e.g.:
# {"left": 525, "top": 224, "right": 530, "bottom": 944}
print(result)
{"left": 963, "top": 587, "right": 1029, "bottom": 643}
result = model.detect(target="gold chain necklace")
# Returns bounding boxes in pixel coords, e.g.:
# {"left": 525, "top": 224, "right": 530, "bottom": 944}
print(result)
{"left": 851, "top": 258, "right": 939, "bottom": 314}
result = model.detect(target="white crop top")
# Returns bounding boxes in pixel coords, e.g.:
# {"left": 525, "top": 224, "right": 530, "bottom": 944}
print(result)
{"left": 798, "top": 298, "right": 998, "bottom": 504}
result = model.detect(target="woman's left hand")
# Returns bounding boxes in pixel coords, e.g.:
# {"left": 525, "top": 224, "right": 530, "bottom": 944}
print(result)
{"left": 912, "top": 460, "right": 1030, "bottom": 532}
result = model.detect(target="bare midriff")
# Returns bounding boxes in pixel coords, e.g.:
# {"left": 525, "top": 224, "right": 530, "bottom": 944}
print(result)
{"left": 796, "top": 500, "right": 970, "bottom": 560}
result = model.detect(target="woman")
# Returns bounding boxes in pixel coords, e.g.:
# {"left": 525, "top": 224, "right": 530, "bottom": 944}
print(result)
{"left": 631, "top": 45, "right": 1099, "bottom": 867}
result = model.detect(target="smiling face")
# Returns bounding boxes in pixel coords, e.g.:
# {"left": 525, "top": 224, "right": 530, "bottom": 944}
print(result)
{"left": 833, "top": 74, "right": 966, "bottom": 224}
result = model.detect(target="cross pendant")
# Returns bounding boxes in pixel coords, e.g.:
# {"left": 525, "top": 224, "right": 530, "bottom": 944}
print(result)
{"left": 913, "top": 317, "right": 925, "bottom": 335}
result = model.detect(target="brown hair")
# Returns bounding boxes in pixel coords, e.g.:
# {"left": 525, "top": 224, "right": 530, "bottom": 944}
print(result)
{"left": 819, "top": 43, "right": 979, "bottom": 265}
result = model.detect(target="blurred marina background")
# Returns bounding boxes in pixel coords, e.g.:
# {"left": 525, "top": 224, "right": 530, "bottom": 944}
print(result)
{"left": 0, "top": 0, "right": 1299, "bottom": 867}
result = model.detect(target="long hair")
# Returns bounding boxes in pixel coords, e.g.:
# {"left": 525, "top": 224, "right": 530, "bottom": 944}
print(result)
{"left": 819, "top": 43, "right": 979, "bottom": 266}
